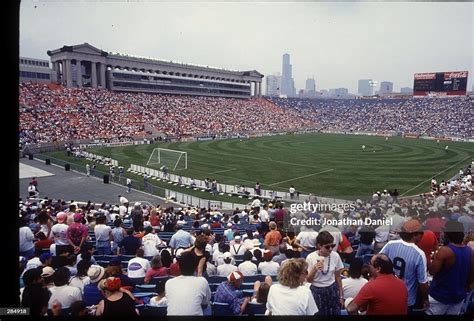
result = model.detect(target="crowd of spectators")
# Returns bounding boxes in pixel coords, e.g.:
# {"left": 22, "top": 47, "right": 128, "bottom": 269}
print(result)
{"left": 20, "top": 82, "right": 472, "bottom": 148}
{"left": 268, "top": 97, "right": 473, "bottom": 138}
{"left": 18, "top": 162, "right": 473, "bottom": 315}
{"left": 19, "top": 82, "right": 312, "bottom": 146}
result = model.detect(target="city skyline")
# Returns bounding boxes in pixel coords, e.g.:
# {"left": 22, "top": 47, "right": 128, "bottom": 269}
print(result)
{"left": 20, "top": 2, "right": 473, "bottom": 94}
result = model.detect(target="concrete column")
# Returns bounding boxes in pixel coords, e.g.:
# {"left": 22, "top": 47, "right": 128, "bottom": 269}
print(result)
{"left": 100, "top": 63, "right": 106, "bottom": 88}
{"left": 257, "top": 82, "right": 261, "bottom": 97}
{"left": 76, "top": 60, "right": 82, "bottom": 87}
{"left": 91, "top": 62, "right": 97, "bottom": 88}
{"left": 65, "top": 59, "right": 73, "bottom": 87}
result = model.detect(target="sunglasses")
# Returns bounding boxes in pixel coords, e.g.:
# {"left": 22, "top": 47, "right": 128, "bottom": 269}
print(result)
{"left": 323, "top": 244, "right": 336, "bottom": 250}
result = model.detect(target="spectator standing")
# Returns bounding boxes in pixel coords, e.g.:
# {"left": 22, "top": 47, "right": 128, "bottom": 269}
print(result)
{"left": 264, "top": 221, "right": 282, "bottom": 255}
{"left": 306, "top": 231, "right": 345, "bottom": 315}
{"left": 94, "top": 215, "right": 112, "bottom": 255}
{"left": 380, "top": 219, "right": 428, "bottom": 314}
{"left": 66, "top": 212, "right": 89, "bottom": 254}
{"left": 426, "top": 221, "right": 474, "bottom": 315}
{"left": 126, "top": 178, "right": 132, "bottom": 193}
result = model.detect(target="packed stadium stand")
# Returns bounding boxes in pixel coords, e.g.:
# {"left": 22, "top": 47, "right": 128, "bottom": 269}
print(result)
{"left": 20, "top": 82, "right": 473, "bottom": 149}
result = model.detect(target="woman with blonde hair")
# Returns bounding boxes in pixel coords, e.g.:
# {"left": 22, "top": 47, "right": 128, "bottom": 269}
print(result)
{"left": 95, "top": 277, "right": 138, "bottom": 317}
{"left": 266, "top": 258, "right": 318, "bottom": 315}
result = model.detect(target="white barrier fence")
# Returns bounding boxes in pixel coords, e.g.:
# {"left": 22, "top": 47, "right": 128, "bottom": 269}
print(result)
{"left": 128, "top": 164, "right": 353, "bottom": 204}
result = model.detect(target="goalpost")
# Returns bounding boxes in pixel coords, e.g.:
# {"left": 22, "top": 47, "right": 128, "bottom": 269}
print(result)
{"left": 146, "top": 148, "right": 188, "bottom": 170}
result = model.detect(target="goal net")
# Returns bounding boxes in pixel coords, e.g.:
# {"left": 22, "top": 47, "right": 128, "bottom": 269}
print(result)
{"left": 146, "top": 148, "right": 188, "bottom": 170}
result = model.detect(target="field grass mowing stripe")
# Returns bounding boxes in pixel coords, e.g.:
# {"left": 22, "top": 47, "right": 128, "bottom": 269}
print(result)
{"left": 400, "top": 155, "right": 473, "bottom": 197}
{"left": 209, "top": 168, "right": 237, "bottom": 174}
{"left": 268, "top": 169, "right": 335, "bottom": 186}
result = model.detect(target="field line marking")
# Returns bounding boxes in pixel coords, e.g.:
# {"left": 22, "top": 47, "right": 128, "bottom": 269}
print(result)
{"left": 268, "top": 169, "right": 334, "bottom": 186}
{"left": 400, "top": 155, "right": 473, "bottom": 197}
{"left": 209, "top": 168, "right": 237, "bottom": 174}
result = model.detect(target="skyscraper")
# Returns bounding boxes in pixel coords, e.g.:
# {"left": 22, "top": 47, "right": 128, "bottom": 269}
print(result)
{"left": 305, "top": 78, "right": 316, "bottom": 97}
{"left": 281, "top": 53, "right": 296, "bottom": 97}
{"left": 358, "top": 79, "right": 374, "bottom": 96}
{"left": 266, "top": 73, "right": 281, "bottom": 96}
{"left": 379, "top": 81, "right": 394, "bottom": 96}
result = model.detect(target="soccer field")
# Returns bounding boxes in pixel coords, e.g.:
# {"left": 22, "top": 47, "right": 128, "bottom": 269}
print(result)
{"left": 88, "top": 133, "right": 473, "bottom": 200}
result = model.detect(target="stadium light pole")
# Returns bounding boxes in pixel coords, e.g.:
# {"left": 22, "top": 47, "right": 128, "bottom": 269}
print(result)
{"left": 369, "top": 80, "right": 378, "bottom": 96}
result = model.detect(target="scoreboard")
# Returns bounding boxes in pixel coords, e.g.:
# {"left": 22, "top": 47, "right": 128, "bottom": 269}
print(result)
{"left": 413, "top": 71, "right": 468, "bottom": 97}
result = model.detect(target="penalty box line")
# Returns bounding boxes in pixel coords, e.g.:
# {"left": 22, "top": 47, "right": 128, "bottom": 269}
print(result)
{"left": 268, "top": 169, "right": 335, "bottom": 187}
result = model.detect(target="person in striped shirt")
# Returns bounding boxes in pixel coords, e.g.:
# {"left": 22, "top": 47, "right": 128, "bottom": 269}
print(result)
{"left": 380, "top": 219, "right": 428, "bottom": 314}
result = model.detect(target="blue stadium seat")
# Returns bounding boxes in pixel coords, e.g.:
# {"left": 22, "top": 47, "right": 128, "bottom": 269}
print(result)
{"left": 209, "top": 283, "right": 220, "bottom": 292}
{"left": 207, "top": 276, "right": 227, "bottom": 283}
{"left": 135, "top": 284, "right": 157, "bottom": 292}
{"left": 149, "top": 276, "right": 173, "bottom": 284}
{"left": 242, "top": 289, "right": 254, "bottom": 297}
{"left": 244, "top": 274, "right": 266, "bottom": 282}
{"left": 142, "top": 305, "right": 167, "bottom": 316}
{"left": 133, "top": 292, "right": 157, "bottom": 299}
{"left": 245, "top": 302, "right": 266, "bottom": 316}
{"left": 212, "top": 302, "right": 233, "bottom": 316}
{"left": 129, "top": 277, "right": 145, "bottom": 286}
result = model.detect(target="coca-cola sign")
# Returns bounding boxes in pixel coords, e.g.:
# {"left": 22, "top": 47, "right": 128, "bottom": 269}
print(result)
{"left": 444, "top": 71, "right": 468, "bottom": 79}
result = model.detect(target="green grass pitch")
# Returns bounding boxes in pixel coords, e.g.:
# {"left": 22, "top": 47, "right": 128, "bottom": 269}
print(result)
{"left": 84, "top": 133, "right": 473, "bottom": 200}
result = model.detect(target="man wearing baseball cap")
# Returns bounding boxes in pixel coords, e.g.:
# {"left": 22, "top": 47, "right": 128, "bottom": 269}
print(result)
{"left": 380, "top": 219, "right": 428, "bottom": 314}
{"left": 214, "top": 271, "right": 251, "bottom": 315}
{"left": 426, "top": 221, "right": 473, "bottom": 315}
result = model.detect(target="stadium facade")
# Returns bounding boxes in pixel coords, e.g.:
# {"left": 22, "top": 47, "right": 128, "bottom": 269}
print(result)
{"left": 19, "top": 57, "right": 54, "bottom": 84}
{"left": 46, "top": 43, "right": 263, "bottom": 99}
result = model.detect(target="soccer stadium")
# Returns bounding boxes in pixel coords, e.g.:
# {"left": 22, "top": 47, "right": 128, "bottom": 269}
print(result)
{"left": 18, "top": 3, "right": 473, "bottom": 318}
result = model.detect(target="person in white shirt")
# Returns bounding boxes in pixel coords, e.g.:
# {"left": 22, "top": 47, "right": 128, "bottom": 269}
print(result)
{"left": 341, "top": 258, "right": 367, "bottom": 300}
{"left": 238, "top": 251, "right": 258, "bottom": 276}
{"left": 166, "top": 251, "right": 211, "bottom": 315}
{"left": 149, "top": 279, "right": 168, "bottom": 307}
{"left": 142, "top": 226, "right": 163, "bottom": 257}
{"left": 217, "top": 252, "right": 238, "bottom": 277}
{"left": 19, "top": 217, "right": 35, "bottom": 259}
{"left": 48, "top": 267, "right": 82, "bottom": 309}
{"left": 127, "top": 248, "right": 151, "bottom": 279}
{"left": 94, "top": 215, "right": 112, "bottom": 255}
{"left": 266, "top": 258, "right": 318, "bottom": 315}
{"left": 69, "top": 260, "right": 91, "bottom": 295}
{"left": 229, "top": 236, "right": 247, "bottom": 256}
{"left": 296, "top": 227, "right": 318, "bottom": 252}
{"left": 306, "top": 231, "right": 345, "bottom": 315}
{"left": 258, "top": 250, "right": 280, "bottom": 276}
{"left": 259, "top": 205, "right": 269, "bottom": 223}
